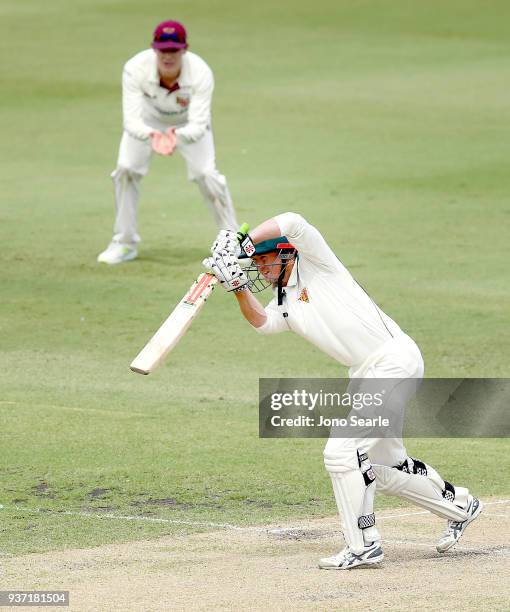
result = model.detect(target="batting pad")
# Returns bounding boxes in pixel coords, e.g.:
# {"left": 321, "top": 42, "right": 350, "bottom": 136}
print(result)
{"left": 373, "top": 463, "right": 469, "bottom": 522}
{"left": 329, "top": 470, "right": 380, "bottom": 555}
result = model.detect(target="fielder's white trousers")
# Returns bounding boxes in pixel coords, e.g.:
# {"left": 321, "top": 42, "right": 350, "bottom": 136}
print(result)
{"left": 110, "top": 125, "right": 238, "bottom": 244}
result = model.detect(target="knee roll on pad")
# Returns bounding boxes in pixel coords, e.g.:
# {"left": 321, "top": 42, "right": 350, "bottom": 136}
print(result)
{"left": 323, "top": 448, "right": 359, "bottom": 473}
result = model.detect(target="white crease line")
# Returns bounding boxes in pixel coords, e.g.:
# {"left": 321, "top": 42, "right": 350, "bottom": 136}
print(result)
{"left": 5, "top": 506, "right": 247, "bottom": 531}
{"left": 60, "top": 510, "right": 247, "bottom": 530}
{"left": 1, "top": 499, "right": 509, "bottom": 534}
{"left": 484, "top": 499, "right": 510, "bottom": 506}
{"left": 382, "top": 539, "right": 448, "bottom": 550}
{"left": 376, "top": 499, "right": 510, "bottom": 522}
{"left": 0, "top": 400, "right": 148, "bottom": 418}
{"left": 381, "top": 538, "right": 501, "bottom": 554}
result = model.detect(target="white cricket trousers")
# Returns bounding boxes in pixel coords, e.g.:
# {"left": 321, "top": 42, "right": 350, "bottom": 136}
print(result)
{"left": 323, "top": 334, "right": 470, "bottom": 554}
{"left": 110, "top": 126, "right": 238, "bottom": 244}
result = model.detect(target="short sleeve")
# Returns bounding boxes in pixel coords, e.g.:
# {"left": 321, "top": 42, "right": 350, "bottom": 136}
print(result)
{"left": 252, "top": 298, "right": 289, "bottom": 335}
{"left": 274, "top": 212, "right": 339, "bottom": 270}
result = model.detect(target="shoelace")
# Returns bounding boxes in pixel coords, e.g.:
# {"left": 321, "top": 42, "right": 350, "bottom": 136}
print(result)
{"left": 442, "top": 519, "right": 464, "bottom": 538}
{"left": 339, "top": 544, "right": 375, "bottom": 562}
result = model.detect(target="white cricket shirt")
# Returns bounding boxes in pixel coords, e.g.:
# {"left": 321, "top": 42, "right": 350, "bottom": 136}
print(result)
{"left": 255, "top": 213, "right": 405, "bottom": 372}
{"left": 121, "top": 49, "right": 214, "bottom": 144}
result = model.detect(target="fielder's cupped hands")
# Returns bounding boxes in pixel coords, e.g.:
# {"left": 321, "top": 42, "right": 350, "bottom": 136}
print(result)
{"left": 150, "top": 128, "right": 177, "bottom": 156}
{"left": 203, "top": 250, "right": 249, "bottom": 292}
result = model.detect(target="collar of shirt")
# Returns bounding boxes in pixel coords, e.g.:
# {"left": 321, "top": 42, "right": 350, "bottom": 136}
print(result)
{"left": 159, "top": 79, "right": 180, "bottom": 93}
{"left": 285, "top": 258, "right": 298, "bottom": 287}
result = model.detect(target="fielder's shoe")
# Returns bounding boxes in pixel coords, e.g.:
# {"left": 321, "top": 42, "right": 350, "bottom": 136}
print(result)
{"left": 319, "top": 541, "right": 384, "bottom": 570}
{"left": 97, "top": 241, "right": 137, "bottom": 265}
{"left": 436, "top": 495, "right": 483, "bottom": 553}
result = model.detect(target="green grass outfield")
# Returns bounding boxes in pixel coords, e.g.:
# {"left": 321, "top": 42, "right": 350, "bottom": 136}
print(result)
{"left": 1, "top": 0, "right": 509, "bottom": 556}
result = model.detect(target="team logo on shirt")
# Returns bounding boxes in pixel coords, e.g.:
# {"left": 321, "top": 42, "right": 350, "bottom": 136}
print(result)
{"left": 176, "top": 94, "right": 190, "bottom": 107}
{"left": 298, "top": 288, "right": 310, "bottom": 303}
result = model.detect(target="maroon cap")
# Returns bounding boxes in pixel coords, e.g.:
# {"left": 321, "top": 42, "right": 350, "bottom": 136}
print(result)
{"left": 152, "top": 21, "right": 188, "bottom": 50}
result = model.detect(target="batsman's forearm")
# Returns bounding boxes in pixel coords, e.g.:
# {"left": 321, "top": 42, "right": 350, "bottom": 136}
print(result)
{"left": 234, "top": 289, "right": 267, "bottom": 328}
{"left": 249, "top": 218, "right": 282, "bottom": 245}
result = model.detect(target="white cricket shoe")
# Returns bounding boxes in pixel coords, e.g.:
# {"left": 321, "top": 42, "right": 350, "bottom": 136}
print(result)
{"left": 319, "top": 541, "right": 384, "bottom": 570}
{"left": 97, "top": 241, "right": 137, "bottom": 265}
{"left": 436, "top": 495, "right": 483, "bottom": 553}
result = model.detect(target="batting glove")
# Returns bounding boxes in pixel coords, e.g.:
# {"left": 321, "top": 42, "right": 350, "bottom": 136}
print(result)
{"left": 235, "top": 226, "right": 256, "bottom": 258}
{"left": 202, "top": 251, "right": 249, "bottom": 292}
{"left": 211, "top": 229, "right": 241, "bottom": 258}
{"left": 239, "top": 234, "right": 256, "bottom": 258}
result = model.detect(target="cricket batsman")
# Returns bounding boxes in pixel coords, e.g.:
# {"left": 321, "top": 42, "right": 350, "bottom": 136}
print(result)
{"left": 98, "top": 20, "right": 238, "bottom": 265}
{"left": 203, "top": 213, "right": 483, "bottom": 569}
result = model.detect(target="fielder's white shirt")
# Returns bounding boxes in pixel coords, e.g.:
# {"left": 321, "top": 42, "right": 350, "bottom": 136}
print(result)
{"left": 255, "top": 213, "right": 405, "bottom": 372}
{"left": 122, "top": 49, "right": 214, "bottom": 144}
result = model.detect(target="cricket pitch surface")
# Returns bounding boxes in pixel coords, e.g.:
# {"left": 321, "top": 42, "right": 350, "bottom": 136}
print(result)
{"left": 2, "top": 499, "right": 509, "bottom": 611}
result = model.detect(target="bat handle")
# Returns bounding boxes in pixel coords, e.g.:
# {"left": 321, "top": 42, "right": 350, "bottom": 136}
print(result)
{"left": 237, "top": 222, "right": 250, "bottom": 243}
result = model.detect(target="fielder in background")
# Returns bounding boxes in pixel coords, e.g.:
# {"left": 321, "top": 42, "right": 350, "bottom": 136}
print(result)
{"left": 98, "top": 20, "right": 238, "bottom": 265}
{"left": 203, "top": 213, "right": 483, "bottom": 570}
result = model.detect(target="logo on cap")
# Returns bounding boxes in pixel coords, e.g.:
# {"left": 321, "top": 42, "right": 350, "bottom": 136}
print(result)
{"left": 152, "top": 20, "right": 188, "bottom": 50}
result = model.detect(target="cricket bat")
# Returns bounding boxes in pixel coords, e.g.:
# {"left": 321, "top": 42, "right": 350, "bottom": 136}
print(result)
{"left": 130, "top": 224, "right": 249, "bottom": 375}
{"left": 130, "top": 272, "right": 218, "bottom": 375}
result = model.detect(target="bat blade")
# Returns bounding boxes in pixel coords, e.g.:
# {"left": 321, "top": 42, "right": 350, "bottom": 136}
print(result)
{"left": 130, "top": 272, "right": 218, "bottom": 375}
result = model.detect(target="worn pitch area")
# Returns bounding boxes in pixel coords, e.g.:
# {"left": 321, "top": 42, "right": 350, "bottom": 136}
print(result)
{"left": 2, "top": 500, "right": 508, "bottom": 611}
